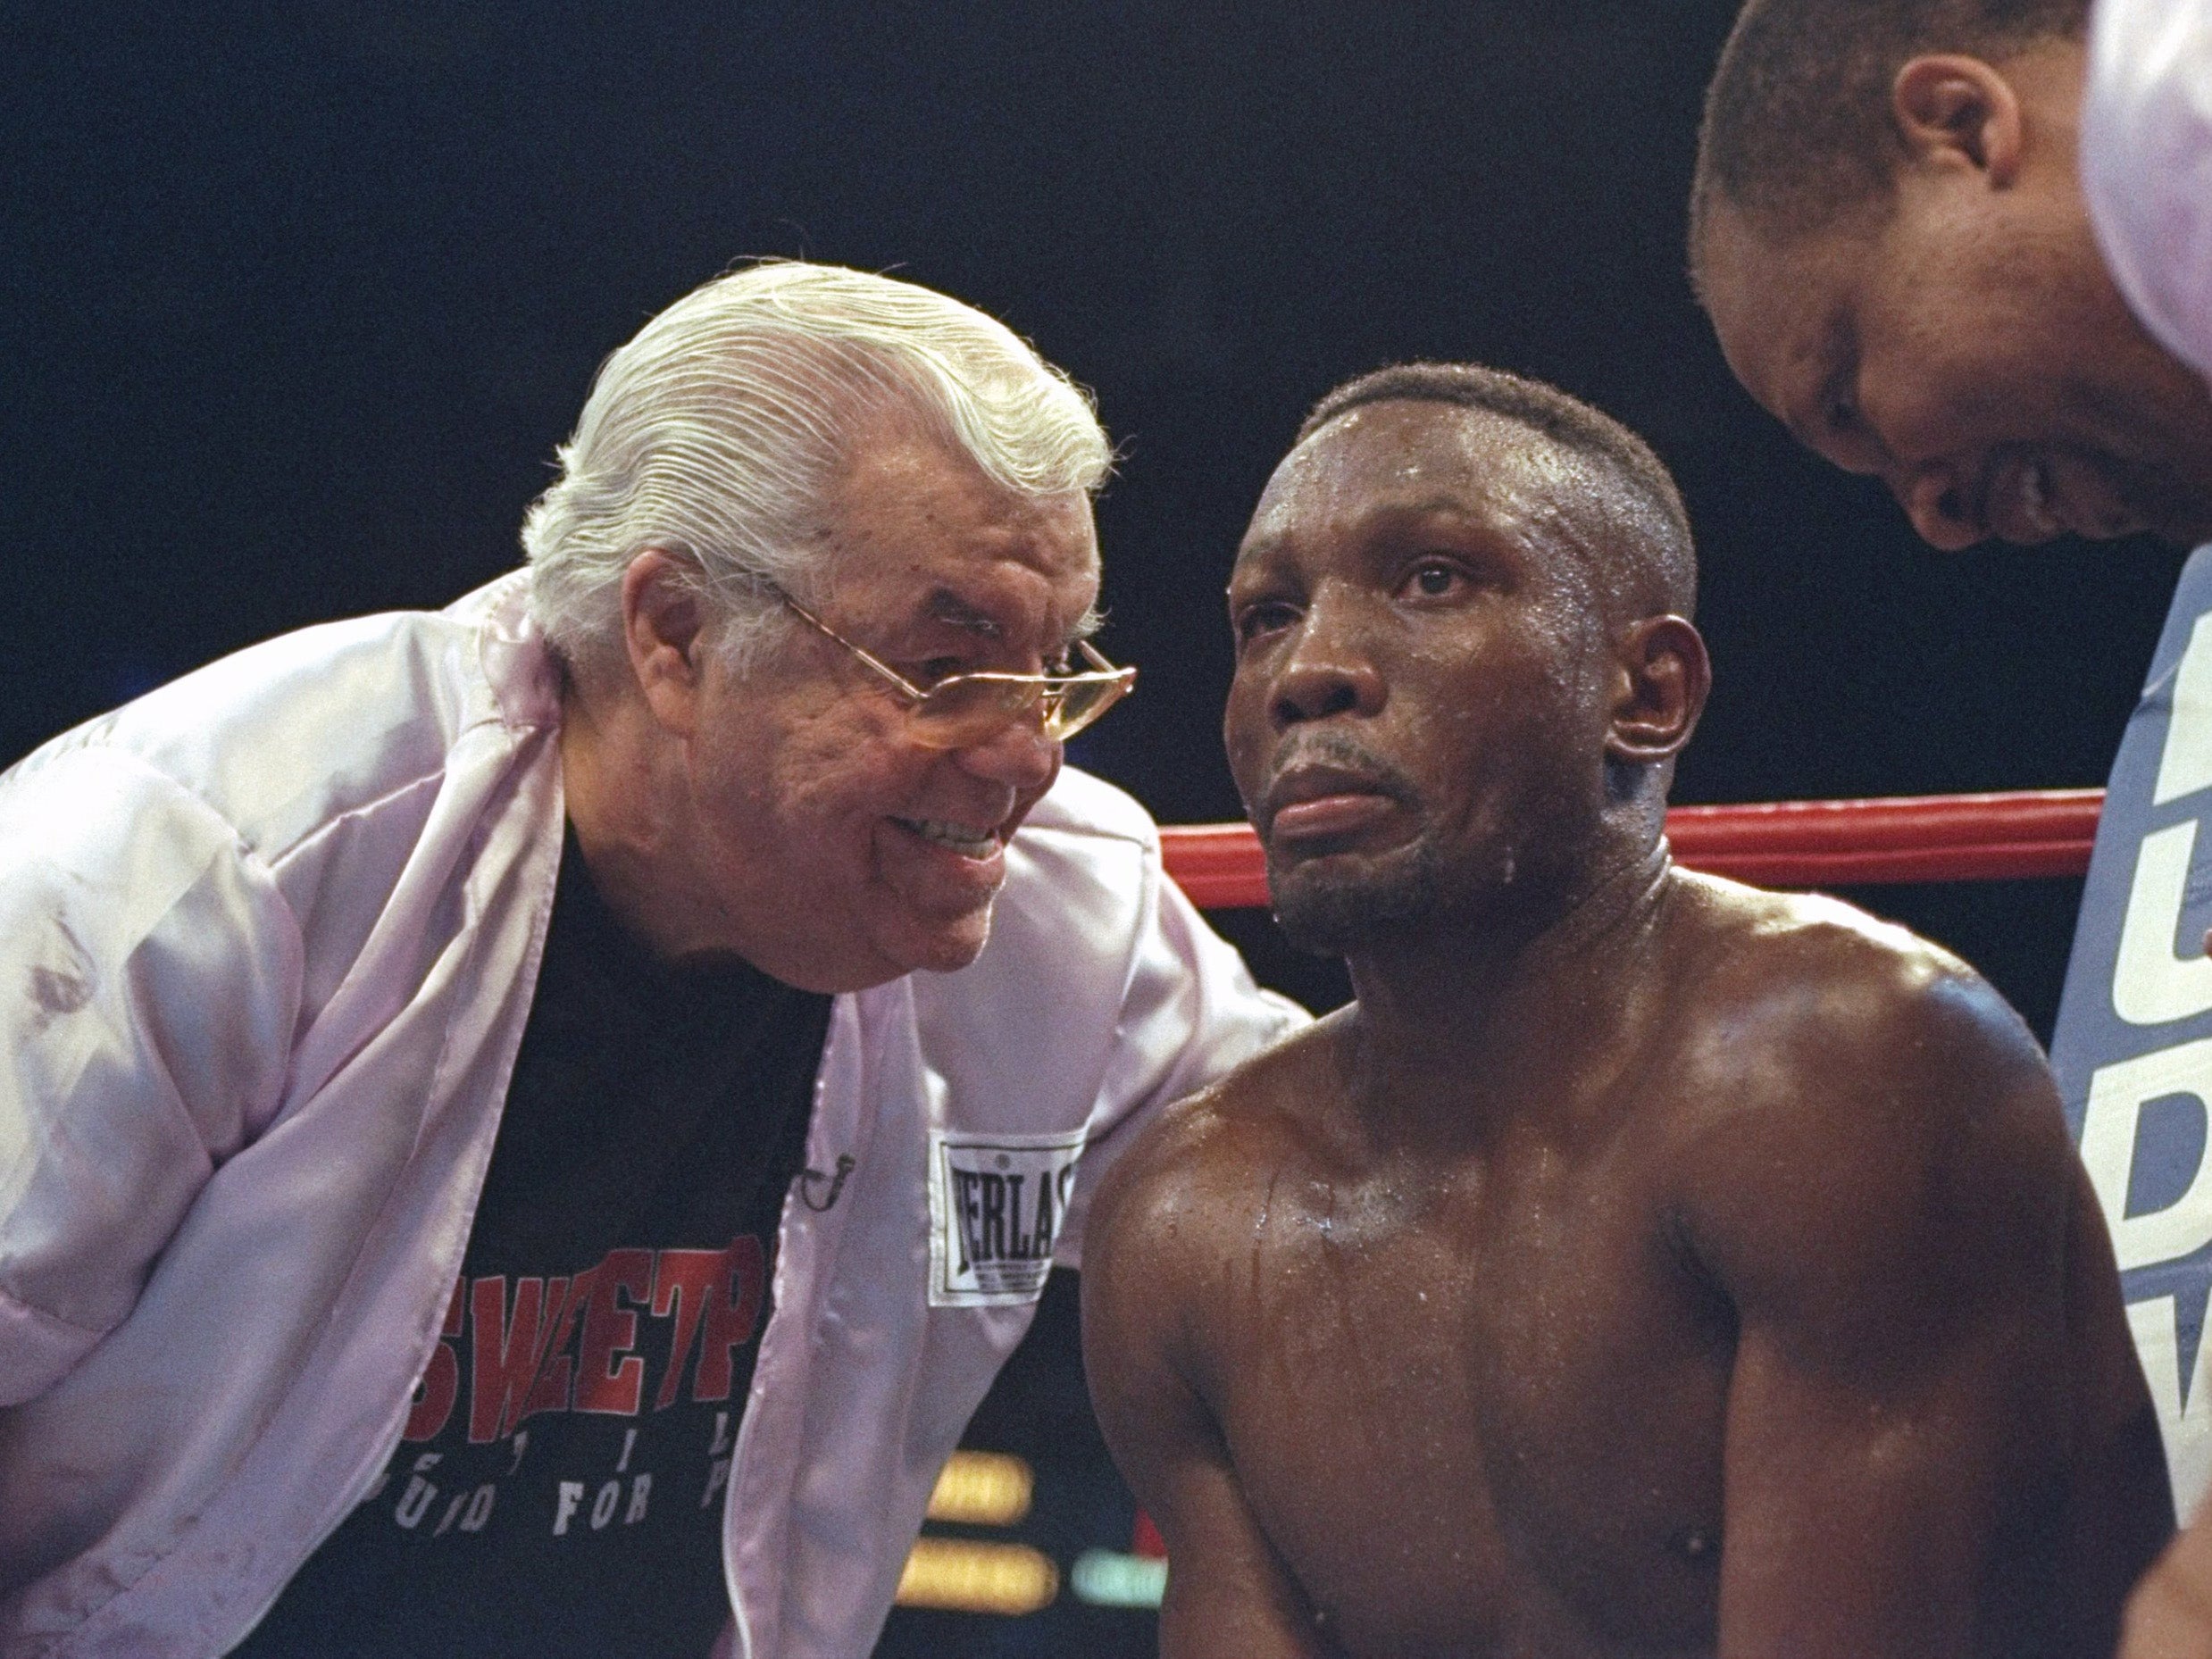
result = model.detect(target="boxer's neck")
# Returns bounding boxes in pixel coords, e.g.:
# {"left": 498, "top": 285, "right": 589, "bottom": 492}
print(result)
{"left": 1340, "top": 843, "right": 1679, "bottom": 1155}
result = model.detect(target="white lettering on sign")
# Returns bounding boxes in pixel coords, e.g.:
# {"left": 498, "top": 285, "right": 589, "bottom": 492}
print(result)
{"left": 2065, "top": 562, "right": 2212, "bottom": 1523}
{"left": 2081, "top": 1037, "right": 2212, "bottom": 1271}
{"left": 2115, "top": 821, "right": 2212, "bottom": 1026}
{"left": 927, "top": 1129, "right": 1086, "bottom": 1308}
{"left": 2156, "top": 613, "right": 2212, "bottom": 806}
{"left": 2130, "top": 1296, "right": 2212, "bottom": 1511}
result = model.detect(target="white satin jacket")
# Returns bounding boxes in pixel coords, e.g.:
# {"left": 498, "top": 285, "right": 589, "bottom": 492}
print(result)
{"left": 0, "top": 573, "right": 1303, "bottom": 1657}
{"left": 2085, "top": 0, "right": 2212, "bottom": 381}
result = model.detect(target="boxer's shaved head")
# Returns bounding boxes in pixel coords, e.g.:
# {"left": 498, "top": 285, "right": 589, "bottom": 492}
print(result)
{"left": 1297, "top": 363, "right": 1697, "bottom": 626}
{"left": 1228, "top": 371, "right": 1710, "bottom": 955}
{"left": 1690, "top": 0, "right": 2088, "bottom": 254}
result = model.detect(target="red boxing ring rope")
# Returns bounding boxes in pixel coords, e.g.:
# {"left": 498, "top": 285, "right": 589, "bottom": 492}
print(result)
{"left": 1158, "top": 788, "right": 2107, "bottom": 909}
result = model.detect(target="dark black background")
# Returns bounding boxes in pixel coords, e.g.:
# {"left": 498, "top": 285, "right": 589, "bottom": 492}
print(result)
{"left": 3, "top": 4, "right": 2185, "bottom": 1653}
{"left": 4, "top": 1, "right": 2187, "bottom": 1027}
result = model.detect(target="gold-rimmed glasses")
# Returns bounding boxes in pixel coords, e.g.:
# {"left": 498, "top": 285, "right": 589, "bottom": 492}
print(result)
{"left": 770, "top": 584, "right": 1137, "bottom": 749}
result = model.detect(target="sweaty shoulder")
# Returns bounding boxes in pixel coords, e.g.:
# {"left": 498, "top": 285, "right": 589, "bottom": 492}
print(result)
{"left": 1087, "top": 1013, "right": 1350, "bottom": 1297}
{"left": 1665, "top": 870, "right": 2049, "bottom": 1108}
{"left": 1658, "top": 873, "right": 2074, "bottom": 1316}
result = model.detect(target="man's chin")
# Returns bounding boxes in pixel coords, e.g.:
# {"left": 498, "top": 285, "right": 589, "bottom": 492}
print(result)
{"left": 2099, "top": 479, "right": 2212, "bottom": 547}
{"left": 1270, "top": 859, "right": 1440, "bottom": 957}
{"left": 2077, "top": 447, "right": 2212, "bottom": 546}
{"left": 890, "top": 900, "right": 999, "bottom": 977}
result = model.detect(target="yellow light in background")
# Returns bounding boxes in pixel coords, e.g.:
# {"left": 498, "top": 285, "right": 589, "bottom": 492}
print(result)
{"left": 894, "top": 1538, "right": 1060, "bottom": 1614}
{"left": 923, "top": 1449, "right": 1034, "bottom": 1527}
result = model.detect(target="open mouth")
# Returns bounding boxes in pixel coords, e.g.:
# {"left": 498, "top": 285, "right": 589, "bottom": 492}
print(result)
{"left": 1974, "top": 451, "right": 2063, "bottom": 544}
{"left": 893, "top": 817, "right": 1001, "bottom": 859}
{"left": 2014, "top": 458, "right": 2061, "bottom": 539}
{"left": 1976, "top": 448, "right": 2149, "bottom": 544}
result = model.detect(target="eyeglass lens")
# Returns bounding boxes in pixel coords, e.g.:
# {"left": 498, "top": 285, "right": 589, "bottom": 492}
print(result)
{"left": 906, "top": 674, "right": 1130, "bottom": 748}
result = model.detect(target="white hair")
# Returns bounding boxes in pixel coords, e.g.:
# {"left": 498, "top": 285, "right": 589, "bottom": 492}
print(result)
{"left": 522, "top": 262, "right": 1113, "bottom": 672}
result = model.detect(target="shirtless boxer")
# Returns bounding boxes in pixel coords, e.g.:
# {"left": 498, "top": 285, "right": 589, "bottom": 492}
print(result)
{"left": 1081, "top": 363, "right": 2174, "bottom": 1658}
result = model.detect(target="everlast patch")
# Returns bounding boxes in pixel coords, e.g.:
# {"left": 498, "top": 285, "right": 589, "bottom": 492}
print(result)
{"left": 927, "top": 1129, "right": 1086, "bottom": 1307}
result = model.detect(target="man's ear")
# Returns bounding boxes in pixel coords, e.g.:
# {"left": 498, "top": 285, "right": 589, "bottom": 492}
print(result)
{"left": 1891, "top": 54, "right": 2025, "bottom": 186}
{"left": 621, "top": 549, "right": 709, "bottom": 736}
{"left": 1606, "top": 615, "right": 1710, "bottom": 767}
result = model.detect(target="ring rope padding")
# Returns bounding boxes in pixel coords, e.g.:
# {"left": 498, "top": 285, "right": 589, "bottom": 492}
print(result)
{"left": 1157, "top": 788, "right": 2107, "bottom": 909}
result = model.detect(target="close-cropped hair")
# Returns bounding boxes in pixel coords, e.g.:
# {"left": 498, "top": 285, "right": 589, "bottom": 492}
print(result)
{"left": 1298, "top": 363, "right": 1697, "bottom": 618}
{"left": 522, "top": 261, "right": 1113, "bottom": 674}
{"left": 1690, "top": 0, "right": 2089, "bottom": 256}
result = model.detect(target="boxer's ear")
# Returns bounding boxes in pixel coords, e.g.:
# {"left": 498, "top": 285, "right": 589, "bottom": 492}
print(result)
{"left": 1891, "top": 54, "right": 2024, "bottom": 186}
{"left": 1606, "top": 615, "right": 1708, "bottom": 765}
{"left": 622, "top": 548, "right": 709, "bottom": 737}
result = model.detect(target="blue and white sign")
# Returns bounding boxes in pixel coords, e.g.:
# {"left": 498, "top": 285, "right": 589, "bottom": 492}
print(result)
{"left": 2054, "top": 544, "right": 2212, "bottom": 1520}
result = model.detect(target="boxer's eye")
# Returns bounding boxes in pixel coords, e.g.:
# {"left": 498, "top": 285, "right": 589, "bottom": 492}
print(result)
{"left": 1403, "top": 561, "right": 1466, "bottom": 599}
{"left": 1233, "top": 601, "right": 1298, "bottom": 646}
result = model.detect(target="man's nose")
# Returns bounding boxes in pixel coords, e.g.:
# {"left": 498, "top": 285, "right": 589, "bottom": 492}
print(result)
{"left": 950, "top": 714, "right": 1061, "bottom": 791}
{"left": 1896, "top": 465, "right": 1985, "bottom": 552}
{"left": 1268, "top": 602, "right": 1385, "bottom": 730}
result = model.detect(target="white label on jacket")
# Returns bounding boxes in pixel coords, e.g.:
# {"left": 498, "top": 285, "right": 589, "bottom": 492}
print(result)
{"left": 927, "top": 1128, "right": 1087, "bottom": 1307}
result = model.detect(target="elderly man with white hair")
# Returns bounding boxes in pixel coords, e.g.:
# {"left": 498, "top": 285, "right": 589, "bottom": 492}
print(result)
{"left": 0, "top": 262, "right": 1302, "bottom": 1658}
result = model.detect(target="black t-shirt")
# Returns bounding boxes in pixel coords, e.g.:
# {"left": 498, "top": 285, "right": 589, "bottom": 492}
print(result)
{"left": 237, "top": 833, "right": 832, "bottom": 1658}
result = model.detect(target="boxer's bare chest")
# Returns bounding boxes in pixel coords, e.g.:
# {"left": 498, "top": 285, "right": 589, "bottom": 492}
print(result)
{"left": 1195, "top": 1099, "right": 1733, "bottom": 1657}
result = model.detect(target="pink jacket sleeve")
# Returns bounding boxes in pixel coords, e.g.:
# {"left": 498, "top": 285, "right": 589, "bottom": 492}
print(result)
{"left": 2084, "top": 0, "right": 2212, "bottom": 381}
{"left": 0, "top": 746, "right": 301, "bottom": 1405}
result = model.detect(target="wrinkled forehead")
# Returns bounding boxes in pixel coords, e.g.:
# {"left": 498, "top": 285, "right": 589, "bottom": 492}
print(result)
{"left": 1240, "top": 401, "right": 1607, "bottom": 573}
{"left": 831, "top": 427, "right": 1101, "bottom": 640}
